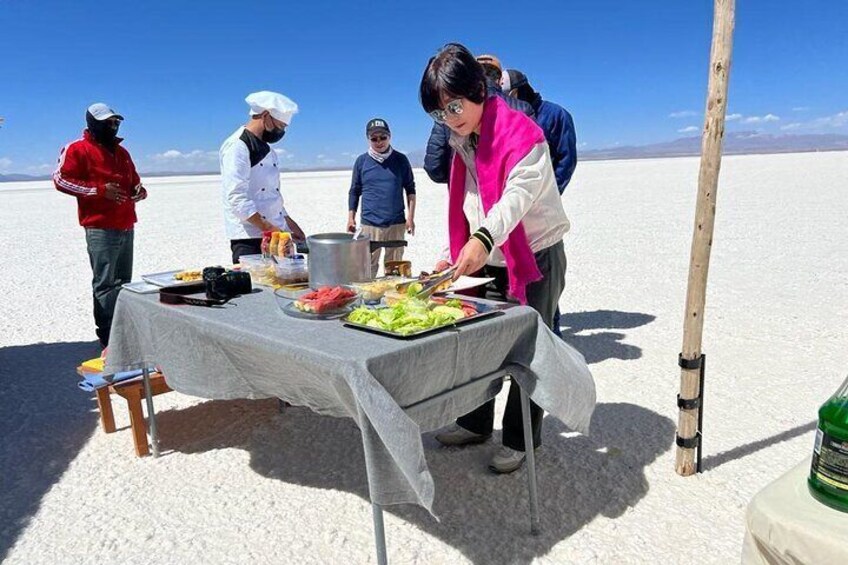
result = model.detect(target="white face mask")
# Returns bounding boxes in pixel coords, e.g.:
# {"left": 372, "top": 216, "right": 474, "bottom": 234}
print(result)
{"left": 500, "top": 69, "right": 511, "bottom": 92}
{"left": 368, "top": 147, "right": 393, "bottom": 163}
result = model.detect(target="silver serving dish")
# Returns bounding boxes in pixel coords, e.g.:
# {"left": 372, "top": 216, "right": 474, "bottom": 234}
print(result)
{"left": 141, "top": 270, "right": 200, "bottom": 287}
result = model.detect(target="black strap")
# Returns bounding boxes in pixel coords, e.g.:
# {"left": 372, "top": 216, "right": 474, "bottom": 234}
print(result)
{"left": 677, "top": 394, "right": 701, "bottom": 410}
{"left": 159, "top": 282, "right": 230, "bottom": 307}
{"left": 678, "top": 353, "right": 703, "bottom": 370}
{"left": 676, "top": 434, "right": 701, "bottom": 449}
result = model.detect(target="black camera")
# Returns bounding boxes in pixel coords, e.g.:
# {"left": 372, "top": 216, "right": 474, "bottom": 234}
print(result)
{"left": 203, "top": 266, "right": 252, "bottom": 301}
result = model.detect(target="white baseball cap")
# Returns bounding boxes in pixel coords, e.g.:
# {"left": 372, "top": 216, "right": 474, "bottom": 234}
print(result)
{"left": 245, "top": 91, "right": 298, "bottom": 125}
{"left": 87, "top": 102, "right": 124, "bottom": 121}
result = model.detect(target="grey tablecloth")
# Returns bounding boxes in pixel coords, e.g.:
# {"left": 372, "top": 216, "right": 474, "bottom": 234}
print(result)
{"left": 106, "top": 289, "right": 595, "bottom": 514}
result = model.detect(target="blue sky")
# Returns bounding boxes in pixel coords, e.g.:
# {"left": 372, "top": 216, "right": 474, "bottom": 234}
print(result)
{"left": 1, "top": 0, "right": 846, "bottom": 174}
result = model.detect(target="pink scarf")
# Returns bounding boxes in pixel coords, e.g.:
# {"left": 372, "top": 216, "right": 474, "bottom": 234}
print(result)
{"left": 448, "top": 96, "right": 545, "bottom": 304}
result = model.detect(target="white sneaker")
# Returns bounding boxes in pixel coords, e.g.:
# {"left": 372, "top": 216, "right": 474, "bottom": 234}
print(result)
{"left": 435, "top": 425, "right": 491, "bottom": 446}
{"left": 488, "top": 446, "right": 531, "bottom": 474}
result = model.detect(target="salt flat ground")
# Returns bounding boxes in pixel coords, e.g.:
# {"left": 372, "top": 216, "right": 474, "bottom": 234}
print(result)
{"left": 1, "top": 151, "right": 846, "bottom": 564}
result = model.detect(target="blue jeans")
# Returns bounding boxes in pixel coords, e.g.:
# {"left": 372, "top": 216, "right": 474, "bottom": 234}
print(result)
{"left": 85, "top": 228, "right": 134, "bottom": 347}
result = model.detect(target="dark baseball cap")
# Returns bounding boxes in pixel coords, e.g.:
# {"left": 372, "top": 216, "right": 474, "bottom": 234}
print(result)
{"left": 366, "top": 118, "right": 390, "bottom": 136}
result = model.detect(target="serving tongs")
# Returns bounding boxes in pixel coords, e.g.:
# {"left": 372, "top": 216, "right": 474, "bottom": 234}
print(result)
{"left": 411, "top": 267, "right": 457, "bottom": 300}
{"left": 394, "top": 268, "right": 449, "bottom": 293}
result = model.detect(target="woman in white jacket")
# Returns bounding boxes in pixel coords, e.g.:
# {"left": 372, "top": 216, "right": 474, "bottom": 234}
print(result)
{"left": 421, "top": 44, "right": 570, "bottom": 474}
{"left": 220, "top": 91, "right": 306, "bottom": 262}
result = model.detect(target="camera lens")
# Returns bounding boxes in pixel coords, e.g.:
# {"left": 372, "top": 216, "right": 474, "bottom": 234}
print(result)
{"left": 203, "top": 266, "right": 226, "bottom": 282}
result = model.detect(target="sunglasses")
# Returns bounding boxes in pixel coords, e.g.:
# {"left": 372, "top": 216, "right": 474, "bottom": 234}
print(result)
{"left": 370, "top": 135, "right": 388, "bottom": 142}
{"left": 429, "top": 99, "right": 464, "bottom": 124}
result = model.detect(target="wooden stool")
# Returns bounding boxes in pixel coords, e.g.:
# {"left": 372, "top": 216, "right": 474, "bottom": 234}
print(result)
{"left": 91, "top": 371, "right": 172, "bottom": 457}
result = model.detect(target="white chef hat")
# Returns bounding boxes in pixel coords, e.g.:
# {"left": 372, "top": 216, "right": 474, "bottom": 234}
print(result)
{"left": 245, "top": 91, "right": 299, "bottom": 125}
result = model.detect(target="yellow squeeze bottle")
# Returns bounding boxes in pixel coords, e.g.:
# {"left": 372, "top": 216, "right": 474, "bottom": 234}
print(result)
{"left": 269, "top": 232, "right": 281, "bottom": 258}
{"left": 278, "top": 232, "right": 293, "bottom": 258}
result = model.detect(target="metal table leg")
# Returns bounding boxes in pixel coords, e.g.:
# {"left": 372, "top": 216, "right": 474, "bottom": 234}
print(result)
{"left": 372, "top": 503, "right": 388, "bottom": 565}
{"left": 360, "top": 366, "right": 528, "bottom": 561}
{"left": 519, "top": 386, "right": 540, "bottom": 535}
{"left": 141, "top": 367, "right": 160, "bottom": 458}
{"left": 361, "top": 424, "right": 390, "bottom": 565}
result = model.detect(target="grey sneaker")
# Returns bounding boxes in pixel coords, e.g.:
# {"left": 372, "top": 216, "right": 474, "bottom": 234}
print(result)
{"left": 435, "top": 425, "right": 491, "bottom": 446}
{"left": 488, "top": 446, "right": 533, "bottom": 474}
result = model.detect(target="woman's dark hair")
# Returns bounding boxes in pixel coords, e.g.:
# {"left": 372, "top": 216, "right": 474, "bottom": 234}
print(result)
{"left": 419, "top": 43, "right": 487, "bottom": 114}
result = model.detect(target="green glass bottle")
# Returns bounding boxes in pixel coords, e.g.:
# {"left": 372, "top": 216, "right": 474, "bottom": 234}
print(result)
{"left": 808, "top": 376, "right": 848, "bottom": 512}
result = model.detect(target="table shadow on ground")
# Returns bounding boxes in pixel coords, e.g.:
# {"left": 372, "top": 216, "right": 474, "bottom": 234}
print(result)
{"left": 157, "top": 399, "right": 674, "bottom": 565}
{"left": 559, "top": 310, "right": 656, "bottom": 364}
{"left": 0, "top": 340, "right": 102, "bottom": 561}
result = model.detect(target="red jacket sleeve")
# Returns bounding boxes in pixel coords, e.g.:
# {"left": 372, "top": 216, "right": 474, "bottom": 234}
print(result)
{"left": 126, "top": 150, "right": 147, "bottom": 201}
{"left": 128, "top": 150, "right": 141, "bottom": 189}
{"left": 53, "top": 142, "right": 103, "bottom": 197}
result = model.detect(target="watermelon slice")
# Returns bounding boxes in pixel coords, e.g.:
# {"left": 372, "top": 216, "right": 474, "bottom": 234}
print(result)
{"left": 294, "top": 286, "right": 358, "bottom": 314}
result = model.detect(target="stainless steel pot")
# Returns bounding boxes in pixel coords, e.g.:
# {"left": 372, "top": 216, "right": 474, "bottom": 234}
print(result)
{"left": 306, "top": 232, "right": 407, "bottom": 288}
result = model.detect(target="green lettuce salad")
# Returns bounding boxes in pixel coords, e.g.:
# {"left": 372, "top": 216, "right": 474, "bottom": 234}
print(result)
{"left": 347, "top": 298, "right": 468, "bottom": 335}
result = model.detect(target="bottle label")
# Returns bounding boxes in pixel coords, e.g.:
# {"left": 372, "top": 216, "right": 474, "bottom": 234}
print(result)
{"left": 811, "top": 427, "right": 848, "bottom": 492}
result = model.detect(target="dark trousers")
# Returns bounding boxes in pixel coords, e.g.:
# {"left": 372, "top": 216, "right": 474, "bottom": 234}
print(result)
{"left": 231, "top": 238, "right": 263, "bottom": 264}
{"left": 457, "top": 242, "right": 567, "bottom": 451}
{"left": 553, "top": 307, "right": 563, "bottom": 337}
{"left": 85, "top": 228, "right": 134, "bottom": 348}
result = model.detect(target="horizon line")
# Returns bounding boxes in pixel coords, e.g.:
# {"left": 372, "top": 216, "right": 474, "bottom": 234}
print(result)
{"left": 2, "top": 147, "right": 847, "bottom": 182}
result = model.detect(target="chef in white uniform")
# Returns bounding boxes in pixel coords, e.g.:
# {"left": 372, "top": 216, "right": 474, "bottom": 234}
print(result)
{"left": 220, "top": 90, "right": 306, "bottom": 262}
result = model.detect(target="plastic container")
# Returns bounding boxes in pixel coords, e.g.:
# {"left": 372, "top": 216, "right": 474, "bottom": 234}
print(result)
{"left": 238, "top": 254, "right": 277, "bottom": 286}
{"left": 352, "top": 279, "right": 398, "bottom": 304}
{"left": 809, "top": 375, "right": 848, "bottom": 512}
{"left": 273, "top": 256, "right": 309, "bottom": 285}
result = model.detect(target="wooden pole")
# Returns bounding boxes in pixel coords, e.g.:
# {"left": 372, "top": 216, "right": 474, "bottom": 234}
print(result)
{"left": 675, "top": 0, "right": 735, "bottom": 476}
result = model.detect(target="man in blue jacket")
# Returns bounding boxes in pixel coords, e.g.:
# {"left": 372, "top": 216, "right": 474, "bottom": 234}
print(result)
{"left": 503, "top": 69, "right": 578, "bottom": 338}
{"left": 348, "top": 118, "right": 416, "bottom": 277}
{"left": 502, "top": 69, "right": 577, "bottom": 193}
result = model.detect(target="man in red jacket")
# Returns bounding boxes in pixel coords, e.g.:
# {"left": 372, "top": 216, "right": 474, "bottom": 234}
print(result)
{"left": 54, "top": 103, "right": 147, "bottom": 347}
